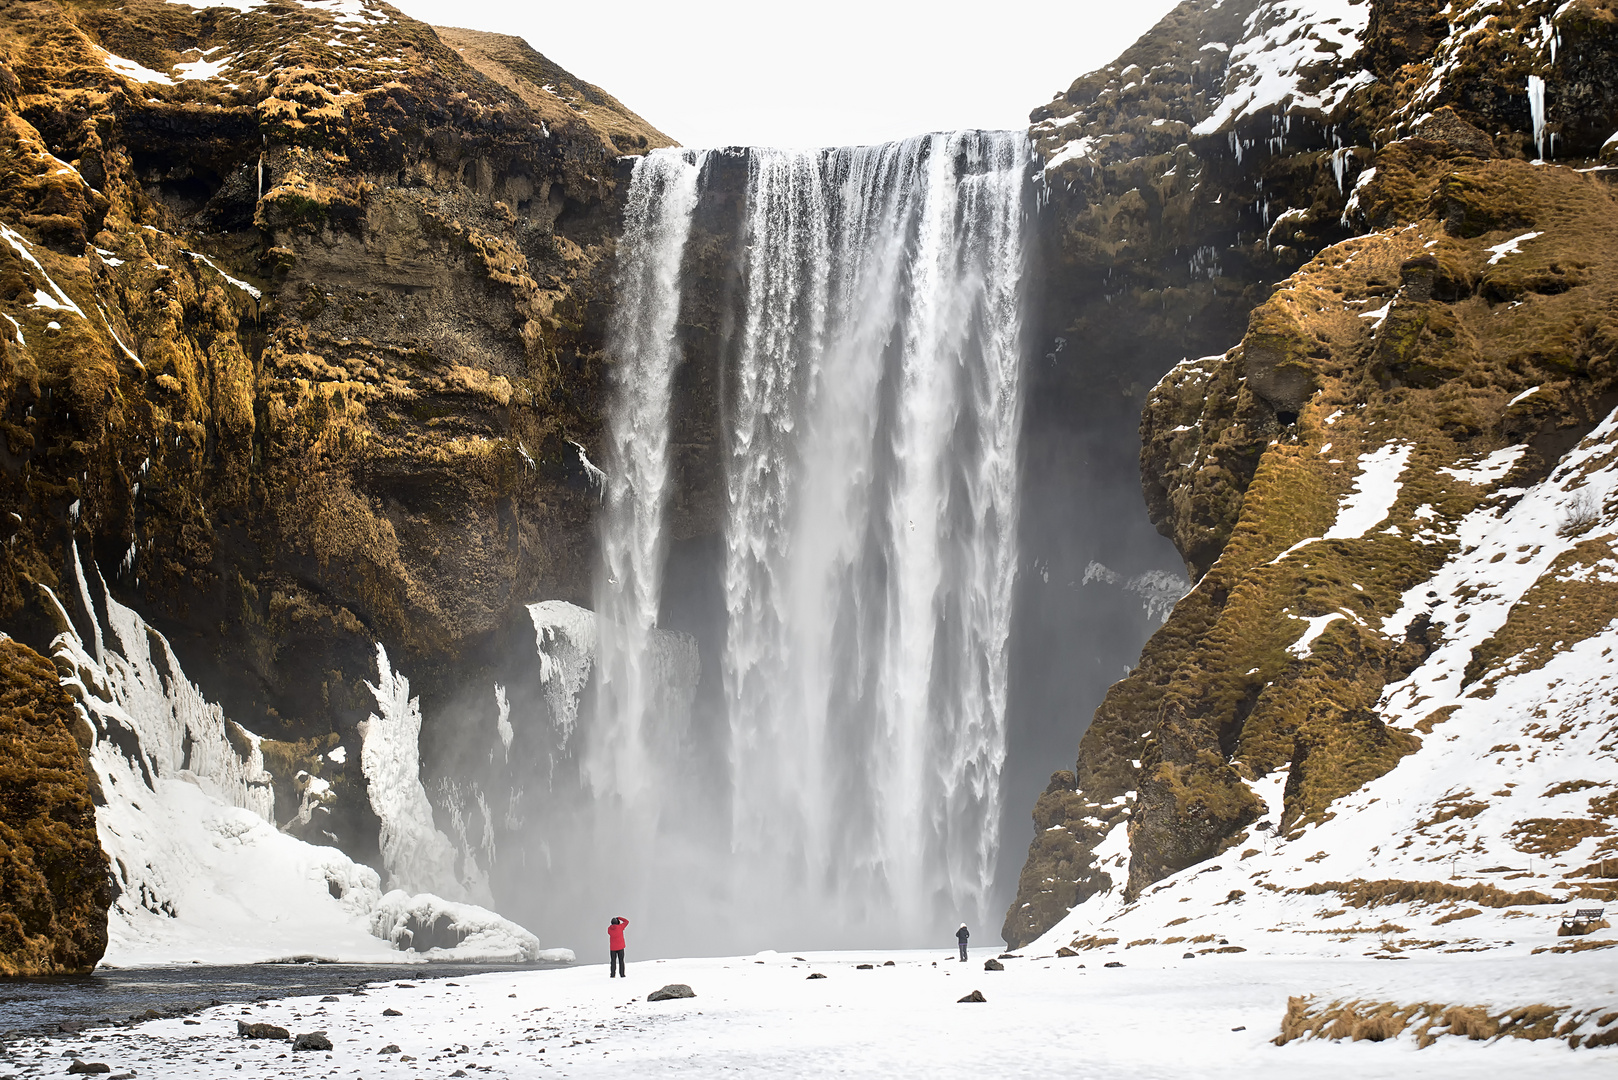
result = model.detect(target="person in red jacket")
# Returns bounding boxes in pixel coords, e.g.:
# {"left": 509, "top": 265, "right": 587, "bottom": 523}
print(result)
{"left": 608, "top": 916, "right": 629, "bottom": 978}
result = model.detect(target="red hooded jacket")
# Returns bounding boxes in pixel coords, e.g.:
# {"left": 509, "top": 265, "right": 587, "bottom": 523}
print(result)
{"left": 608, "top": 917, "right": 629, "bottom": 951}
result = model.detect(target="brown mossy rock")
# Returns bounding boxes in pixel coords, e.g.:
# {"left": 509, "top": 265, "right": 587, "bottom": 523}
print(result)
{"left": 1127, "top": 698, "right": 1265, "bottom": 896}
{"left": 0, "top": 0, "right": 670, "bottom": 850}
{"left": 0, "top": 636, "right": 110, "bottom": 975}
{"left": 1001, "top": 769, "right": 1129, "bottom": 948}
{"left": 1007, "top": 151, "right": 1618, "bottom": 945}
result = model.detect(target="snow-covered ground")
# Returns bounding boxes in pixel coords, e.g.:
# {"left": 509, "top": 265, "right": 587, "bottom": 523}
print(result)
{"left": 3, "top": 948, "right": 1612, "bottom": 1077}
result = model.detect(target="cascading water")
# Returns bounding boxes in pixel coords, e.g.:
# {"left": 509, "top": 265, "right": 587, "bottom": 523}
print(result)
{"left": 563, "top": 131, "right": 1028, "bottom": 954}
{"left": 592, "top": 148, "right": 707, "bottom": 806}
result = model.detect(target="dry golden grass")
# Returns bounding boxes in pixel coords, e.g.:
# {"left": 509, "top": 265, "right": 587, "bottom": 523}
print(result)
{"left": 1433, "top": 907, "right": 1483, "bottom": 925}
{"left": 1069, "top": 936, "right": 1119, "bottom": 951}
{"left": 1510, "top": 818, "right": 1612, "bottom": 856}
{"left": 1533, "top": 937, "right": 1616, "bottom": 955}
{"left": 1293, "top": 878, "right": 1559, "bottom": 908}
{"left": 1276, "top": 996, "right": 1617, "bottom": 1048}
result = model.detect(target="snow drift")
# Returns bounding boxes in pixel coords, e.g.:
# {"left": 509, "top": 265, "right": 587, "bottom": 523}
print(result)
{"left": 43, "top": 545, "right": 553, "bottom": 966}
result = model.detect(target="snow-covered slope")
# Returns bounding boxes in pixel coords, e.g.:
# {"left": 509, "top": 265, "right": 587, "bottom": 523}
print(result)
{"left": 1022, "top": 402, "right": 1618, "bottom": 1042}
{"left": 1008, "top": 137, "right": 1618, "bottom": 953}
{"left": 43, "top": 545, "right": 560, "bottom": 965}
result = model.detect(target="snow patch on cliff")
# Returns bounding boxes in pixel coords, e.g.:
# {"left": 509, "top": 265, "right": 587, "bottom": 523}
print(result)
{"left": 1194, "top": 0, "right": 1374, "bottom": 135}
{"left": 1323, "top": 441, "right": 1412, "bottom": 539}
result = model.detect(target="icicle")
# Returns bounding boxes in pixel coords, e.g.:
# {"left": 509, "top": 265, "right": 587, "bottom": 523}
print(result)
{"left": 1527, "top": 75, "right": 1548, "bottom": 159}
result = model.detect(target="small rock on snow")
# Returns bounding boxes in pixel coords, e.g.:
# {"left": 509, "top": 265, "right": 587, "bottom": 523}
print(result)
{"left": 237, "top": 1021, "right": 290, "bottom": 1040}
{"left": 958, "top": 990, "right": 987, "bottom": 1003}
{"left": 1104, "top": 961, "right": 1125, "bottom": 968}
{"left": 382, "top": 1008, "right": 403, "bottom": 1016}
{"left": 806, "top": 972, "right": 827, "bottom": 980}
{"left": 647, "top": 983, "right": 696, "bottom": 1001}
{"left": 292, "top": 1032, "right": 333, "bottom": 1051}
{"left": 984, "top": 959, "right": 1004, "bottom": 971}
{"left": 67, "top": 1063, "right": 110, "bottom": 1075}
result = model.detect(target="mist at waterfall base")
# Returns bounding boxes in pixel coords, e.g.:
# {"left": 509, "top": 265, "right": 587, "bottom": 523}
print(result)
{"left": 416, "top": 133, "right": 1183, "bottom": 961}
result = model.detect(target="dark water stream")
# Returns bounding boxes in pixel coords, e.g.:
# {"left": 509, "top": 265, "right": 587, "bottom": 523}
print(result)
{"left": 0, "top": 961, "right": 571, "bottom": 1037}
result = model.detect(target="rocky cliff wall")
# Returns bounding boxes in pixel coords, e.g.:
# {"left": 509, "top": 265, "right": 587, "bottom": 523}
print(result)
{"left": 0, "top": 634, "right": 108, "bottom": 974}
{"left": 1007, "top": 0, "right": 1618, "bottom": 947}
{"left": 0, "top": 0, "right": 671, "bottom": 871}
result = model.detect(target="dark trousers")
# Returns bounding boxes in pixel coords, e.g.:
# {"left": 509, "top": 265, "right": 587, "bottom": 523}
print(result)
{"left": 610, "top": 949, "right": 625, "bottom": 977}
{"left": 958, "top": 941, "right": 968, "bottom": 961}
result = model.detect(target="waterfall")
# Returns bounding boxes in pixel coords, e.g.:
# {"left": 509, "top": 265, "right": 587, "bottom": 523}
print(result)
{"left": 582, "top": 132, "right": 1028, "bottom": 951}
{"left": 591, "top": 149, "right": 706, "bottom": 805}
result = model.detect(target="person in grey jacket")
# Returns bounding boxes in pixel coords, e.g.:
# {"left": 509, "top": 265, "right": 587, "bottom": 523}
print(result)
{"left": 956, "top": 923, "right": 969, "bottom": 962}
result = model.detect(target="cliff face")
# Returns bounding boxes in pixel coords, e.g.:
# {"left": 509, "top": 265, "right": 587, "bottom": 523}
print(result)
{"left": 1007, "top": 0, "right": 1618, "bottom": 947}
{"left": 0, "top": 0, "right": 671, "bottom": 859}
{"left": 0, "top": 635, "right": 109, "bottom": 974}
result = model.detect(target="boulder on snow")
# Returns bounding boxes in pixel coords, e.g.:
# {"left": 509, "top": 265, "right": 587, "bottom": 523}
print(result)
{"left": 293, "top": 1032, "right": 333, "bottom": 1051}
{"left": 237, "top": 1021, "right": 290, "bottom": 1040}
{"left": 382, "top": 1008, "right": 403, "bottom": 1016}
{"left": 1055, "top": 946, "right": 1079, "bottom": 958}
{"left": 807, "top": 972, "right": 827, "bottom": 979}
{"left": 379, "top": 1044, "right": 401, "bottom": 1054}
{"left": 958, "top": 990, "right": 986, "bottom": 1003}
{"left": 983, "top": 958, "right": 1004, "bottom": 971}
{"left": 1104, "top": 961, "right": 1125, "bottom": 968}
{"left": 66, "top": 1063, "right": 109, "bottom": 1075}
{"left": 647, "top": 983, "right": 696, "bottom": 1001}
{"left": 855, "top": 963, "right": 874, "bottom": 969}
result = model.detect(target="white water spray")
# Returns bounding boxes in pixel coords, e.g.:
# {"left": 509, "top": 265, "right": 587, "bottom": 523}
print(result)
{"left": 591, "top": 149, "right": 707, "bottom": 805}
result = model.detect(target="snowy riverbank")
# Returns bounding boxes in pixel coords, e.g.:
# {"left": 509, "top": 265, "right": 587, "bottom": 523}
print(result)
{"left": 3, "top": 947, "right": 1613, "bottom": 1077}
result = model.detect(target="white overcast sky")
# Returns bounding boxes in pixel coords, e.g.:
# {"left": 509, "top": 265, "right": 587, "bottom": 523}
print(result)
{"left": 390, "top": 0, "right": 1181, "bottom": 149}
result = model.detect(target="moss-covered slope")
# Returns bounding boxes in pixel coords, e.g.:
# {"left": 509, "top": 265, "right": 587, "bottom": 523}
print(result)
{"left": 1007, "top": 0, "right": 1618, "bottom": 947}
